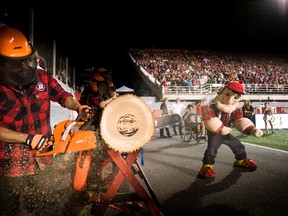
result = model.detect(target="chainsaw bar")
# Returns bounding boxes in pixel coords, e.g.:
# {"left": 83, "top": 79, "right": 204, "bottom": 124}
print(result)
{"left": 154, "top": 114, "right": 182, "bottom": 128}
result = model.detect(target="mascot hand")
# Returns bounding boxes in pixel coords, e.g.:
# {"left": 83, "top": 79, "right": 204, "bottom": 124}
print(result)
{"left": 250, "top": 128, "right": 263, "bottom": 137}
{"left": 220, "top": 126, "right": 232, "bottom": 135}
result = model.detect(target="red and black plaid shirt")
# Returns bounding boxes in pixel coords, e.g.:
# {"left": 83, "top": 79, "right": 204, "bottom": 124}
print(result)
{"left": 0, "top": 69, "right": 73, "bottom": 177}
{"left": 202, "top": 104, "right": 243, "bottom": 127}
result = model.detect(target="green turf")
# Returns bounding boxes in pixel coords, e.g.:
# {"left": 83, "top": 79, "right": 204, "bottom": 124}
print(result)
{"left": 231, "top": 129, "right": 288, "bottom": 152}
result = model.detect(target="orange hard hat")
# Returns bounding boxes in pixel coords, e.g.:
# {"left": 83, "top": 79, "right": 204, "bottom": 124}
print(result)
{"left": 92, "top": 75, "right": 105, "bottom": 82}
{"left": 0, "top": 25, "right": 33, "bottom": 58}
{"left": 97, "top": 67, "right": 108, "bottom": 73}
{"left": 0, "top": 25, "right": 37, "bottom": 86}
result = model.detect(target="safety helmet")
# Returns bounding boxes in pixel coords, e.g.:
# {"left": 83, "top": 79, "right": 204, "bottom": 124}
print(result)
{"left": 0, "top": 25, "right": 37, "bottom": 86}
{"left": 97, "top": 67, "right": 108, "bottom": 73}
{"left": 91, "top": 75, "right": 105, "bottom": 82}
{"left": 94, "top": 67, "right": 112, "bottom": 82}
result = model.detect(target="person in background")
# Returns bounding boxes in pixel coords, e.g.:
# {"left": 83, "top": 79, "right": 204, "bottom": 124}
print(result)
{"left": 196, "top": 101, "right": 205, "bottom": 139}
{"left": 242, "top": 99, "right": 255, "bottom": 125}
{"left": 182, "top": 104, "right": 196, "bottom": 129}
{"left": 75, "top": 67, "right": 118, "bottom": 214}
{"left": 170, "top": 98, "right": 186, "bottom": 136}
{"left": 159, "top": 97, "right": 172, "bottom": 138}
{"left": 79, "top": 67, "right": 116, "bottom": 128}
{"left": 263, "top": 101, "right": 275, "bottom": 133}
{"left": 0, "top": 24, "right": 89, "bottom": 215}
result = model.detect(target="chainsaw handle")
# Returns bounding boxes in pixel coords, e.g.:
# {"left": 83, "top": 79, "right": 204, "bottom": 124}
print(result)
{"left": 74, "top": 113, "right": 86, "bottom": 122}
{"left": 74, "top": 105, "right": 99, "bottom": 131}
{"left": 75, "top": 106, "right": 98, "bottom": 122}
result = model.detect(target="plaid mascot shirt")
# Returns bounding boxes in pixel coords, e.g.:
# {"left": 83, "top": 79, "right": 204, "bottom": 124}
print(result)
{"left": 202, "top": 104, "right": 243, "bottom": 129}
{"left": 0, "top": 69, "right": 73, "bottom": 177}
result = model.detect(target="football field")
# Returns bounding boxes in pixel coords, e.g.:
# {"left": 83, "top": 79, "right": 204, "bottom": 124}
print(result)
{"left": 232, "top": 128, "right": 288, "bottom": 152}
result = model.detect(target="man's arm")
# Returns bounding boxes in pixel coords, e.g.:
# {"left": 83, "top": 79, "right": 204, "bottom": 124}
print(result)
{"left": 65, "top": 96, "right": 81, "bottom": 111}
{"left": 0, "top": 126, "right": 27, "bottom": 143}
{"left": 99, "top": 95, "right": 117, "bottom": 108}
{"left": 0, "top": 126, "right": 54, "bottom": 150}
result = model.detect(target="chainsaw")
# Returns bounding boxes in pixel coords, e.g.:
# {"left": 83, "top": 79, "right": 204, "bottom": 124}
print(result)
{"left": 36, "top": 99, "right": 181, "bottom": 156}
{"left": 35, "top": 112, "right": 97, "bottom": 157}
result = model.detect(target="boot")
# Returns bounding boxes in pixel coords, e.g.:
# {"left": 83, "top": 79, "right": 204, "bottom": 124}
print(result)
{"left": 197, "top": 164, "right": 216, "bottom": 179}
{"left": 234, "top": 158, "right": 257, "bottom": 170}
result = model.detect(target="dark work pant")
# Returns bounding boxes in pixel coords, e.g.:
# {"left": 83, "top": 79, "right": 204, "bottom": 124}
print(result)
{"left": 160, "top": 127, "right": 171, "bottom": 137}
{"left": 202, "top": 131, "right": 246, "bottom": 165}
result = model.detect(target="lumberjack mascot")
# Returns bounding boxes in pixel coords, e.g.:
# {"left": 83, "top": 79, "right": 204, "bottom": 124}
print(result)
{"left": 198, "top": 81, "right": 263, "bottom": 179}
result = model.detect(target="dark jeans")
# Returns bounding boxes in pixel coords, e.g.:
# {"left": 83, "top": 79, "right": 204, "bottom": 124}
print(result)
{"left": 160, "top": 127, "right": 171, "bottom": 137}
{"left": 202, "top": 131, "right": 246, "bottom": 165}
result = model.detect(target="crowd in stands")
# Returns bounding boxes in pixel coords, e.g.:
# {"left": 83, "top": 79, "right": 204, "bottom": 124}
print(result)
{"left": 129, "top": 48, "right": 288, "bottom": 91}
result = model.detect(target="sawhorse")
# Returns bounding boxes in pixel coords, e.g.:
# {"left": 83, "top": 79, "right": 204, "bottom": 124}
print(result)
{"left": 92, "top": 148, "right": 163, "bottom": 216}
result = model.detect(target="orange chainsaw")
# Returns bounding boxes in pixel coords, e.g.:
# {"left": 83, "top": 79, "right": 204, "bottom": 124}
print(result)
{"left": 35, "top": 113, "right": 97, "bottom": 157}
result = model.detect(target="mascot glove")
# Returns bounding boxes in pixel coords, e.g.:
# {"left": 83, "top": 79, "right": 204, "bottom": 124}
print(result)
{"left": 25, "top": 134, "right": 54, "bottom": 151}
{"left": 77, "top": 105, "right": 92, "bottom": 121}
{"left": 220, "top": 126, "right": 232, "bottom": 135}
{"left": 250, "top": 128, "right": 263, "bottom": 137}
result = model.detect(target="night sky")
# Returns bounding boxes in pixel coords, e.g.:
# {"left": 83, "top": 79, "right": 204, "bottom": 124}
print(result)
{"left": 3, "top": 0, "right": 288, "bottom": 88}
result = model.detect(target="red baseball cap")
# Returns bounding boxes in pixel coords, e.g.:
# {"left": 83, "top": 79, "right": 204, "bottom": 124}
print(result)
{"left": 224, "top": 81, "right": 245, "bottom": 94}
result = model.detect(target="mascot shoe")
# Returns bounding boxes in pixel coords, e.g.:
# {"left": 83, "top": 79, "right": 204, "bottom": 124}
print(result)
{"left": 197, "top": 164, "right": 216, "bottom": 179}
{"left": 233, "top": 158, "right": 257, "bottom": 170}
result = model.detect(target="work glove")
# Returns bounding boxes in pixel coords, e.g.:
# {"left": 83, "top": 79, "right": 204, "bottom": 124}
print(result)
{"left": 25, "top": 134, "right": 54, "bottom": 151}
{"left": 77, "top": 105, "right": 92, "bottom": 121}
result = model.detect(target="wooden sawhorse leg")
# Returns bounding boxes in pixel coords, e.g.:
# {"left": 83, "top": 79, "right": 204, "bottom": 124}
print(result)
{"left": 94, "top": 149, "right": 162, "bottom": 216}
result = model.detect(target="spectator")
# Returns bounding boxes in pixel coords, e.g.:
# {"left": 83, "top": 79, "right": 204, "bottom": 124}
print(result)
{"left": 242, "top": 100, "right": 255, "bottom": 125}
{"left": 159, "top": 98, "right": 172, "bottom": 138}
{"left": 196, "top": 101, "right": 206, "bottom": 139}
{"left": 182, "top": 104, "right": 196, "bottom": 129}
{"left": 170, "top": 98, "right": 186, "bottom": 135}
{"left": 263, "top": 101, "right": 275, "bottom": 133}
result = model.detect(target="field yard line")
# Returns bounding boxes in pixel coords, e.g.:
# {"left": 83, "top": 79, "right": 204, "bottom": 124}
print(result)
{"left": 243, "top": 142, "right": 288, "bottom": 154}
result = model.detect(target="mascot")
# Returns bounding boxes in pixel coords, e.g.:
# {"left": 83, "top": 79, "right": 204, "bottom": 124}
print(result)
{"left": 198, "top": 81, "right": 263, "bottom": 179}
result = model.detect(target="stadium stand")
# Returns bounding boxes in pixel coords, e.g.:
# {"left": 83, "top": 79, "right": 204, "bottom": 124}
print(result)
{"left": 128, "top": 48, "right": 288, "bottom": 102}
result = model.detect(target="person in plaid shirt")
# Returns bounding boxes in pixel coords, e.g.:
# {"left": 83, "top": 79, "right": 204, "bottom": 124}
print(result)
{"left": 197, "top": 81, "right": 263, "bottom": 179}
{"left": 0, "top": 25, "right": 90, "bottom": 215}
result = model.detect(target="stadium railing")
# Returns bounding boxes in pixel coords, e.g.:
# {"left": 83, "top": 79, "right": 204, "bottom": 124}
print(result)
{"left": 162, "top": 84, "right": 288, "bottom": 101}
{"left": 164, "top": 84, "right": 288, "bottom": 95}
